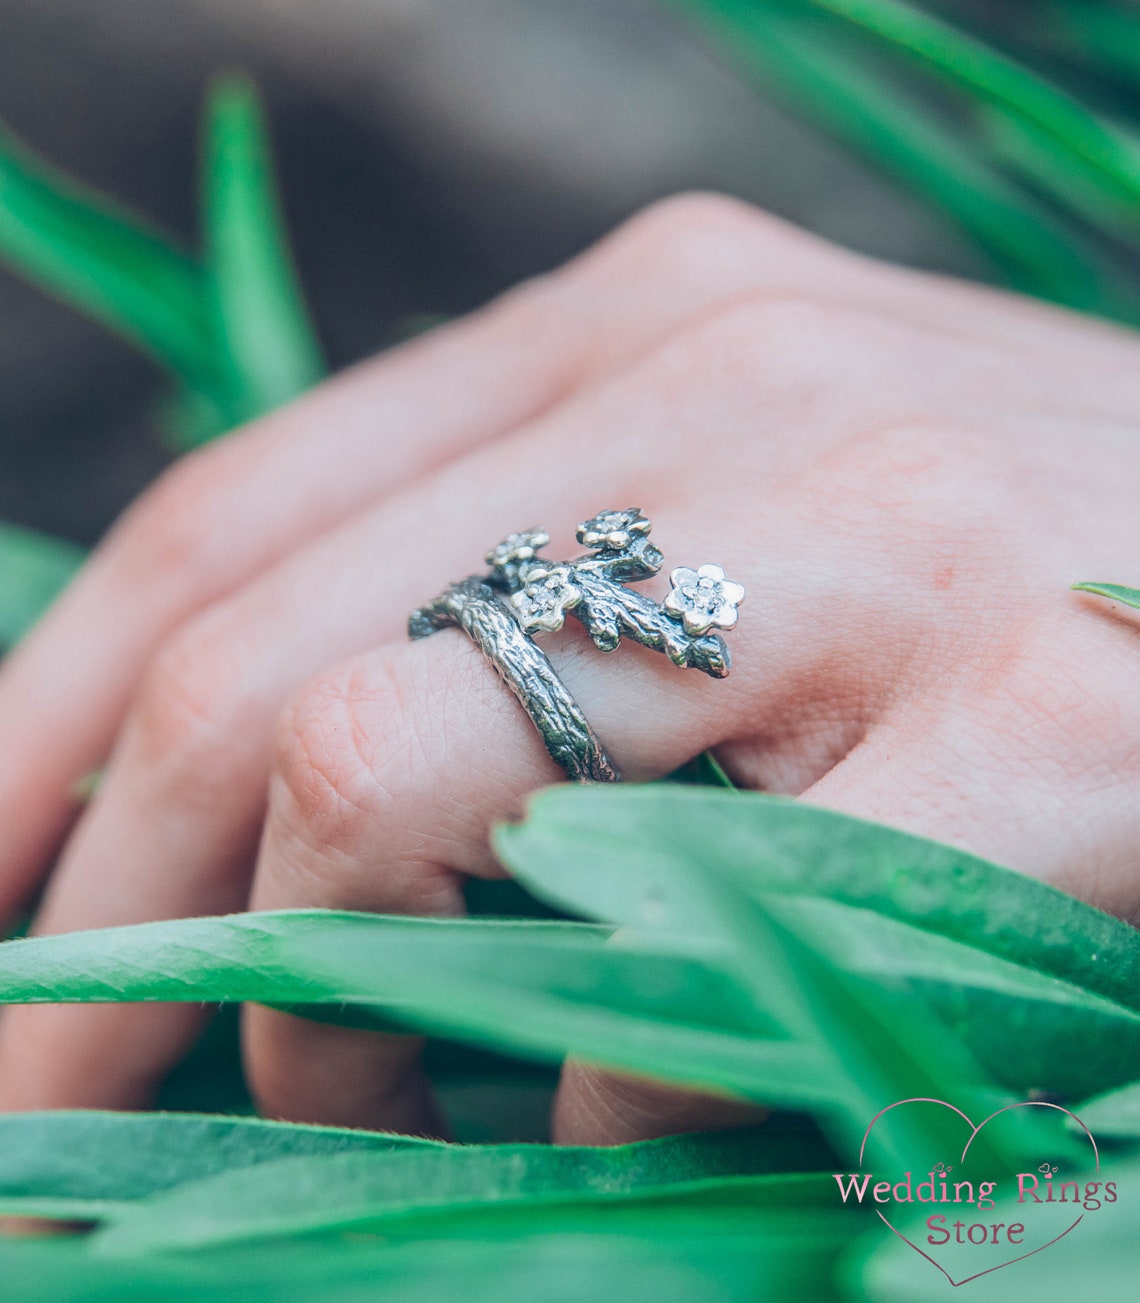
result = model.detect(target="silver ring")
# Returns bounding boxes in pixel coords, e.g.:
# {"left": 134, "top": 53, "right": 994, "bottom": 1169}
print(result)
{"left": 408, "top": 508, "right": 744, "bottom": 782}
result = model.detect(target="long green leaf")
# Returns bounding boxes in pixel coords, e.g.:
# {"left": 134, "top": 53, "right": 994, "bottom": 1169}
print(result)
{"left": 497, "top": 788, "right": 1125, "bottom": 1163}
{"left": 1074, "top": 1079, "right": 1140, "bottom": 1140}
{"left": 0, "top": 1110, "right": 829, "bottom": 1230}
{"left": 808, "top": 0, "right": 1140, "bottom": 215}
{"left": 0, "top": 521, "right": 84, "bottom": 647}
{"left": 90, "top": 1149, "right": 836, "bottom": 1255}
{"left": 858, "top": 1149, "right": 1140, "bottom": 1301}
{"left": 0, "top": 1213, "right": 853, "bottom": 1303}
{"left": 202, "top": 75, "right": 325, "bottom": 427}
{"left": 495, "top": 787, "right": 1140, "bottom": 1013}
{"left": 0, "top": 126, "right": 218, "bottom": 384}
{"left": 2, "top": 892, "right": 1138, "bottom": 1107}
{"left": 0, "top": 912, "right": 831, "bottom": 1108}
{"left": 0, "top": 1109, "right": 431, "bottom": 1223}
{"left": 780, "top": 896, "right": 1140, "bottom": 1100}
{"left": 1048, "top": 0, "right": 1140, "bottom": 86}
{"left": 667, "top": 0, "right": 1129, "bottom": 312}
{"left": 1072, "top": 581, "right": 1140, "bottom": 609}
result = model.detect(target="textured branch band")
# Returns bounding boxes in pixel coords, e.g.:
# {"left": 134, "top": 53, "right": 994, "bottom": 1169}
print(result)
{"left": 408, "top": 508, "right": 744, "bottom": 782}
{"left": 409, "top": 577, "right": 620, "bottom": 782}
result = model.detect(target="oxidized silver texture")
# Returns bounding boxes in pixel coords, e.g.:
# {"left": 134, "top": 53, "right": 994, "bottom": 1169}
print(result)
{"left": 408, "top": 508, "right": 744, "bottom": 782}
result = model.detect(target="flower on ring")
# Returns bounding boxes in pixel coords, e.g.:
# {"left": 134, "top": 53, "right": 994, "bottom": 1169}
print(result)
{"left": 664, "top": 563, "right": 745, "bottom": 635}
{"left": 486, "top": 527, "right": 550, "bottom": 569}
{"left": 576, "top": 507, "right": 651, "bottom": 552}
{"left": 510, "top": 565, "right": 583, "bottom": 634}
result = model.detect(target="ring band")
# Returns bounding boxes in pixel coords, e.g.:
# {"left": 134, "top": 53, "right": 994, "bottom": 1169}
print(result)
{"left": 409, "top": 576, "right": 620, "bottom": 781}
{"left": 409, "top": 508, "right": 744, "bottom": 782}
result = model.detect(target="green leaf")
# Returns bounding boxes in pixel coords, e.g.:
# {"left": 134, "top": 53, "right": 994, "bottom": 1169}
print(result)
{"left": 201, "top": 75, "right": 325, "bottom": 428}
{"left": 809, "top": 0, "right": 1140, "bottom": 218}
{"left": 496, "top": 787, "right": 1132, "bottom": 1162}
{"left": 0, "top": 1212, "right": 853, "bottom": 1303}
{"left": 978, "top": 107, "right": 1140, "bottom": 247}
{"left": 777, "top": 896, "right": 1140, "bottom": 1101}
{"left": 1048, "top": 0, "right": 1140, "bottom": 88}
{"left": 0, "top": 1109, "right": 433, "bottom": 1222}
{"left": 1073, "top": 581, "right": 1140, "bottom": 609}
{"left": 89, "top": 1139, "right": 837, "bottom": 1254}
{"left": 0, "top": 911, "right": 832, "bottom": 1108}
{"left": 495, "top": 787, "right": 1140, "bottom": 1015}
{"left": 0, "top": 521, "right": 84, "bottom": 647}
{"left": 667, "top": 750, "right": 736, "bottom": 787}
{"left": 0, "top": 124, "right": 218, "bottom": 385}
{"left": 0, "top": 1110, "right": 830, "bottom": 1231}
{"left": 1074, "top": 1079, "right": 1140, "bottom": 1140}
{"left": 3, "top": 888, "right": 1137, "bottom": 1113}
{"left": 501, "top": 792, "right": 1044, "bottom": 1166}
{"left": 665, "top": 0, "right": 1134, "bottom": 315}
{"left": 856, "top": 1150, "right": 1140, "bottom": 1301}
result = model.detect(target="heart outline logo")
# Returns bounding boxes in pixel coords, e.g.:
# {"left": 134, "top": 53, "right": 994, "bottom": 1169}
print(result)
{"left": 858, "top": 1097, "right": 1100, "bottom": 1288}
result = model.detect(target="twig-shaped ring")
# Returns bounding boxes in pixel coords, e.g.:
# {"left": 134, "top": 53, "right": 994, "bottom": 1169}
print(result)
{"left": 408, "top": 508, "right": 744, "bottom": 782}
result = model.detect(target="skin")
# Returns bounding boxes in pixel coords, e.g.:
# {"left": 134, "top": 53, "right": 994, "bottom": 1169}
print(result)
{"left": 0, "top": 193, "right": 1137, "bottom": 1145}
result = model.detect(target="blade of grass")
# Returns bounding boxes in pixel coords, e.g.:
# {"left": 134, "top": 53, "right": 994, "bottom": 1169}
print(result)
{"left": 0, "top": 1213, "right": 854, "bottom": 1303}
{"left": 1073, "top": 581, "right": 1140, "bottom": 609}
{"left": 1046, "top": 0, "right": 1140, "bottom": 88}
{"left": 89, "top": 1152, "right": 837, "bottom": 1255}
{"left": 0, "top": 1110, "right": 830, "bottom": 1230}
{"left": 0, "top": 521, "right": 84, "bottom": 647}
{"left": 977, "top": 107, "right": 1140, "bottom": 244}
{"left": 0, "top": 126, "right": 219, "bottom": 386}
{"left": 0, "top": 911, "right": 832, "bottom": 1108}
{"left": 0, "top": 1109, "right": 432, "bottom": 1222}
{"left": 495, "top": 787, "right": 1140, "bottom": 1014}
{"left": 202, "top": 75, "right": 325, "bottom": 426}
{"left": 808, "top": 0, "right": 1140, "bottom": 216}
{"left": 1074, "top": 1080, "right": 1140, "bottom": 1140}
{"left": 857, "top": 1150, "right": 1140, "bottom": 1301}
{"left": 665, "top": 0, "right": 1135, "bottom": 315}
{"left": 497, "top": 788, "right": 1104, "bottom": 1165}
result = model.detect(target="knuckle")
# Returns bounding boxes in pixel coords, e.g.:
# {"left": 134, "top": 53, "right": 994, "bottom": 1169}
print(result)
{"left": 619, "top": 191, "right": 771, "bottom": 260}
{"left": 268, "top": 660, "right": 464, "bottom": 914}
{"left": 109, "top": 449, "right": 232, "bottom": 585}
{"left": 647, "top": 291, "right": 875, "bottom": 398}
{"left": 710, "top": 291, "right": 875, "bottom": 348}
{"left": 129, "top": 615, "right": 249, "bottom": 791}
{"left": 583, "top": 192, "right": 797, "bottom": 287}
{"left": 272, "top": 660, "right": 411, "bottom": 856}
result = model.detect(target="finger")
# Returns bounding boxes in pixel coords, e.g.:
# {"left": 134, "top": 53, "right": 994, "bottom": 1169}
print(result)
{"left": 239, "top": 443, "right": 924, "bottom": 1134}
{"left": 549, "top": 611, "right": 1140, "bottom": 1144}
{"left": 0, "top": 193, "right": 824, "bottom": 918}
{"left": 552, "top": 1062, "right": 767, "bottom": 1146}
{"left": 0, "top": 291, "right": 1033, "bottom": 1114}
{"left": 797, "top": 610, "right": 1140, "bottom": 921}
{"left": 7, "top": 187, "right": 1137, "bottom": 925}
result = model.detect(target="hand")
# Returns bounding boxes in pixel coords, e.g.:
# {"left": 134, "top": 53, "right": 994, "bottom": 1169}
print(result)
{"left": 0, "top": 194, "right": 1138, "bottom": 1144}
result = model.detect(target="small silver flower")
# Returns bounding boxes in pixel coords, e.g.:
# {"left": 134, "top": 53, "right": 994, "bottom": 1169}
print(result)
{"left": 510, "top": 565, "right": 583, "bottom": 634}
{"left": 486, "top": 527, "right": 550, "bottom": 570}
{"left": 664, "top": 563, "right": 745, "bottom": 635}
{"left": 576, "top": 508, "right": 651, "bottom": 552}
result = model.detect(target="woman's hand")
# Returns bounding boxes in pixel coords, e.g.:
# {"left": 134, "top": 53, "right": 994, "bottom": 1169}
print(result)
{"left": 0, "top": 193, "right": 1138, "bottom": 1143}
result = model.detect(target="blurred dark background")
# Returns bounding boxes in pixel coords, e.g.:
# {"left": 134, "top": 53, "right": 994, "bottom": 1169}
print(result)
{"left": 0, "top": 0, "right": 987, "bottom": 547}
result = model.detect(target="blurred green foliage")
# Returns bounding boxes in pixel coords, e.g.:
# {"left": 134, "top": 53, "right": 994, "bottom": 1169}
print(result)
{"left": 0, "top": 7, "right": 1138, "bottom": 1300}
{"left": 0, "top": 789, "right": 1136, "bottom": 1298}
{"left": 3, "top": 6, "right": 1140, "bottom": 645}
{"left": 0, "top": 75, "right": 324, "bottom": 643}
